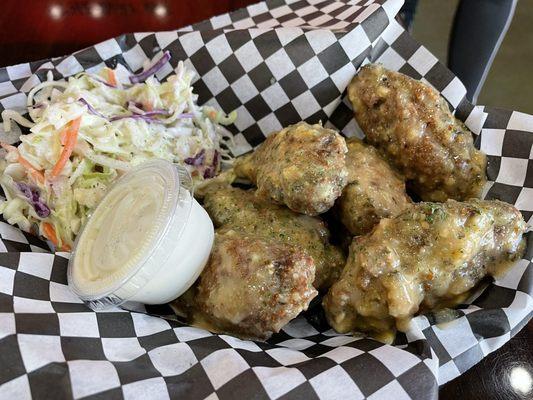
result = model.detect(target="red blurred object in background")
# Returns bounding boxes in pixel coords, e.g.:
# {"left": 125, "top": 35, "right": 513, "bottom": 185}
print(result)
{"left": 0, "top": 0, "right": 256, "bottom": 67}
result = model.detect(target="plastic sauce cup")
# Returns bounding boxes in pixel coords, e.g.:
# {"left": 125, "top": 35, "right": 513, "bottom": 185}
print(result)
{"left": 68, "top": 159, "right": 214, "bottom": 310}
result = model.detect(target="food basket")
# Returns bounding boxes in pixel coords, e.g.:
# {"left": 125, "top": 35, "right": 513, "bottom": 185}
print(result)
{"left": 0, "top": 1, "right": 531, "bottom": 399}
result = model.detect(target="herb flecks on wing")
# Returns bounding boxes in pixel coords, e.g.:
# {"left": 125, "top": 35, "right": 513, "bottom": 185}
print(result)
{"left": 323, "top": 199, "right": 526, "bottom": 341}
{"left": 335, "top": 138, "right": 411, "bottom": 236}
{"left": 203, "top": 184, "right": 345, "bottom": 290}
{"left": 348, "top": 64, "right": 487, "bottom": 202}
{"left": 234, "top": 122, "right": 348, "bottom": 216}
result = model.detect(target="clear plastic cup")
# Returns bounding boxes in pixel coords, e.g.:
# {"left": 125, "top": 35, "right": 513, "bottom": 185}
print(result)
{"left": 67, "top": 159, "right": 214, "bottom": 310}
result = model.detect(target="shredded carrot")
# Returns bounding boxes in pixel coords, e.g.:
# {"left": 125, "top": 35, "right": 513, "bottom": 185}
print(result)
{"left": 19, "top": 156, "right": 45, "bottom": 184}
{"left": 59, "top": 125, "right": 68, "bottom": 145}
{"left": 106, "top": 68, "right": 117, "bottom": 87}
{"left": 0, "top": 142, "right": 17, "bottom": 152}
{"left": 17, "top": 155, "right": 38, "bottom": 171}
{"left": 1, "top": 143, "right": 45, "bottom": 184}
{"left": 42, "top": 222, "right": 58, "bottom": 245}
{"left": 142, "top": 101, "right": 153, "bottom": 112}
{"left": 51, "top": 117, "right": 81, "bottom": 178}
{"left": 42, "top": 222, "right": 71, "bottom": 251}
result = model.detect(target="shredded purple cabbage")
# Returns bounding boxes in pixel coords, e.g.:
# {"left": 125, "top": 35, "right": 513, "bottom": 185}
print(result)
{"left": 16, "top": 182, "right": 51, "bottom": 218}
{"left": 184, "top": 149, "right": 206, "bottom": 166}
{"left": 110, "top": 111, "right": 192, "bottom": 123}
{"left": 79, "top": 98, "right": 106, "bottom": 118}
{"left": 202, "top": 150, "right": 220, "bottom": 179}
{"left": 129, "top": 51, "right": 172, "bottom": 84}
{"left": 141, "top": 109, "right": 171, "bottom": 117}
{"left": 112, "top": 101, "right": 171, "bottom": 122}
{"left": 185, "top": 149, "right": 219, "bottom": 178}
{"left": 109, "top": 114, "right": 161, "bottom": 123}
{"left": 80, "top": 97, "right": 192, "bottom": 123}
{"left": 203, "top": 167, "right": 216, "bottom": 179}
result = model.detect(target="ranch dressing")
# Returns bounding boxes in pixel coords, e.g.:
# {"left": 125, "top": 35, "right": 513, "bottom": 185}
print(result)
{"left": 68, "top": 159, "right": 214, "bottom": 309}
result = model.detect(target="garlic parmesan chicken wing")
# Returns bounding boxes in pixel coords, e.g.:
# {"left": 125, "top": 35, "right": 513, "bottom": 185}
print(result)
{"left": 233, "top": 122, "right": 348, "bottom": 216}
{"left": 336, "top": 138, "right": 411, "bottom": 236}
{"left": 324, "top": 199, "right": 526, "bottom": 341}
{"left": 176, "top": 230, "right": 317, "bottom": 340}
{"left": 348, "top": 64, "right": 487, "bottom": 202}
{"left": 203, "top": 184, "right": 345, "bottom": 289}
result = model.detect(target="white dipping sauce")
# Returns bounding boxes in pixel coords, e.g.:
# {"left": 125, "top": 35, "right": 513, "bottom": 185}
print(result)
{"left": 68, "top": 159, "right": 214, "bottom": 309}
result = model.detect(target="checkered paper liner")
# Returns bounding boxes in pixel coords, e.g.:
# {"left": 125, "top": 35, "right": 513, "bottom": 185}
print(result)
{"left": 0, "top": 0, "right": 531, "bottom": 399}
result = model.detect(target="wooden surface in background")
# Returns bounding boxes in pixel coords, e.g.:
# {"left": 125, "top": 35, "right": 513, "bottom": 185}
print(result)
{"left": 0, "top": 1, "right": 531, "bottom": 399}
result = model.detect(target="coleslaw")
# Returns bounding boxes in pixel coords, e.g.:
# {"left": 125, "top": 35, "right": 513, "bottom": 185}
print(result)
{"left": 0, "top": 51, "right": 235, "bottom": 250}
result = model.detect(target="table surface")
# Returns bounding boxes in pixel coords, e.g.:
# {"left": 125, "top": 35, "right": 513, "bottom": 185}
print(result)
{"left": 0, "top": 1, "right": 531, "bottom": 399}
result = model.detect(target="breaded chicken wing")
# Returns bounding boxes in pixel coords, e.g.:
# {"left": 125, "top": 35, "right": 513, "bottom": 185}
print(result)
{"left": 203, "top": 184, "right": 345, "bottom": 289}
{"left": 336, "top": 138, "right": 411, "bottom": 236}
{"left": 348, "top": 64, "right": 487, "bottom": 202}
{"left": 233, "top": 122, "right": 348, "bottom": 216}
{"left": 324, "top": 199, "right": 526, "bottom": 341}
{"left": 176, "top": 230, "right": 317, "bottom": 340}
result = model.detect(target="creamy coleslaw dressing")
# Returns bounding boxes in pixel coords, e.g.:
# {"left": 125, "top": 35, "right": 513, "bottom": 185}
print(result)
{"left": 68, "top": 160, "right": 214, "bottom": 309}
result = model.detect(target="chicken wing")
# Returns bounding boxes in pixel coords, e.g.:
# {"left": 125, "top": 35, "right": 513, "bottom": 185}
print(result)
{"left": 348, "top": 64, "right": 487, "bottom": 202}
{"left": 323, "top": 199, "right": 526, "bottom": 341}
{"left": 335, "top": 138, "right": 411, "bottom": 236}
{"left": 203, "top": 184, "right": 345, "bottom": 289}
{"left": 233, "top": 122, "right": 348, "bottom": 216}
{"left": 175, "top": 230, "right": 318, "bottom": 340}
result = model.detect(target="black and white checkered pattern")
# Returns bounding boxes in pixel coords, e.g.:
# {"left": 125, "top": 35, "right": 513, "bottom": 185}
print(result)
{"left": 0, "top": 1, "right": 531, "bottom": 399}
